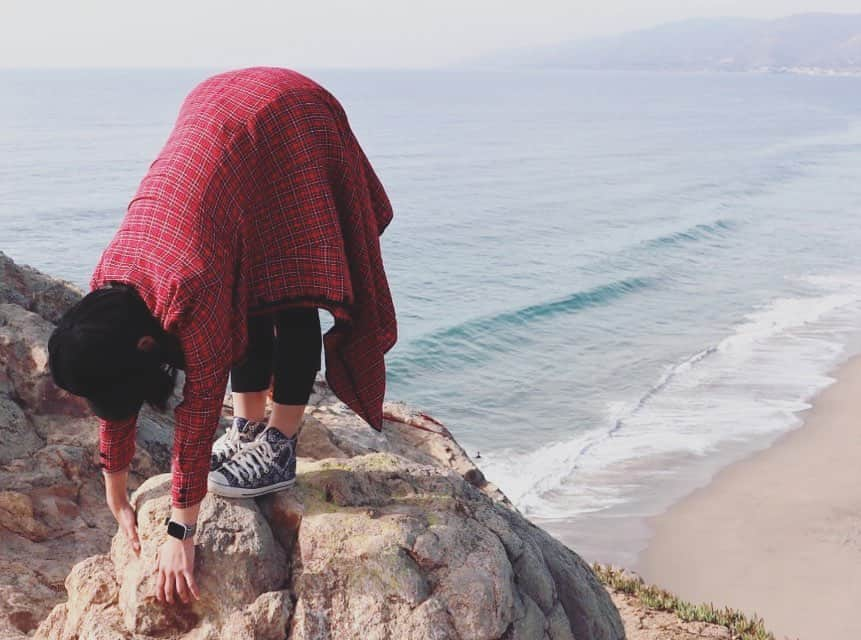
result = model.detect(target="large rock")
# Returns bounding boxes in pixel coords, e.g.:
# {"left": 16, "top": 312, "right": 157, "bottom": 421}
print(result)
{"left": 34, "top": 438, "right": 624, "bottom": 639}
{"left": 0, "top": 251, "right": 83, "bottom": 326}
{"left": 31, "top": 406, "right": 625, "bottom": 639}
{"left": 35, "top": 473, "right": 293, "bottom": 640}
{"left": 0, "top": 252, "right": 625, "bottom": 639}
{"left": 0, "top": 254, "right": 198, "bottom": 638}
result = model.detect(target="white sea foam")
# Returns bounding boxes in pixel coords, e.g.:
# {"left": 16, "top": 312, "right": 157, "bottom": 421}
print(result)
{"left": 477, "top": 273, "right": 861, "bottom": 520}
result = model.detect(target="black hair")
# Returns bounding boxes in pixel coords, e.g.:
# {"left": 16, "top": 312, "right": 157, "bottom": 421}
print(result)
{"left": 48, "top": 282, "right": 185, "bottom": 416}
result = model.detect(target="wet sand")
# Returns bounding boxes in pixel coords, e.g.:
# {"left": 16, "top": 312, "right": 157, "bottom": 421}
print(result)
{"left": 637, "top": 353, "right": 861, "bottom": 640}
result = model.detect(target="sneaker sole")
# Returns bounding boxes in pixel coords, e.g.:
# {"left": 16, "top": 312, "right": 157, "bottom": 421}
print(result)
{"left": 207, "top": 477, "right": 296, "bottom": 498}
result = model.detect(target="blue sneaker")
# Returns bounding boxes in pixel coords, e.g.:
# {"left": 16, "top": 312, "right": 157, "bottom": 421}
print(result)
{"left": 209, "top": 416, "right": 267, "bottom": 472}
{"left": 207, "top": 425, "right": 297, "bottom": 498}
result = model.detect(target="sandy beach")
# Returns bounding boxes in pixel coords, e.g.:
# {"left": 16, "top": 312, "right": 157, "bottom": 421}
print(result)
{"left": 637, "top": 352, "right": 861, "bottom": 640}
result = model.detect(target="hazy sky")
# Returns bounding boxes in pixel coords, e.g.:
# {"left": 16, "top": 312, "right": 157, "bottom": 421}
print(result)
{"left": 2, "top": 0, "right": 860, "bottom": 69}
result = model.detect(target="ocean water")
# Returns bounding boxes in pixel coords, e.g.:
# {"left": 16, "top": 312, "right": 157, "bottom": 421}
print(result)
{"left": 3, "top": 68, "right": 861, "bottom": 564}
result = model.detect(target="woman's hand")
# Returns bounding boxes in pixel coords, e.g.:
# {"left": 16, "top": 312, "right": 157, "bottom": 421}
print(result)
{"left": 153, "top": 537, "right": 200, "bottom": 604}
{"left": 106, "top": 494, "right": 141, "bottom": 556}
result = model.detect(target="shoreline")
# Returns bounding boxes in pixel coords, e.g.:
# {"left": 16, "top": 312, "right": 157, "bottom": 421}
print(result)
{"left": 635, "top": 350, "right": 861, "bottom": 640}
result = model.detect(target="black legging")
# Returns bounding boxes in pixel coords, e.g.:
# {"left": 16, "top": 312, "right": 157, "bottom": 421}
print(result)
{"left": 229, "top": 306, "right": 322, "bottom": 405}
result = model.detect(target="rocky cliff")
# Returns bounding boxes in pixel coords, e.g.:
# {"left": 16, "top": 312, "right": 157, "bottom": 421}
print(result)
{"left": 0, "top": 250, "right": 626, "bottom": 639}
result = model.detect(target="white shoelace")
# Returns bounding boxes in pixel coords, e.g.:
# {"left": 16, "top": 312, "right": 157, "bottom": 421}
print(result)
{"left": 212, "top": 422, "right": 244, "bottom": 458}
{"left": 223, "top": 438, "right": 277, "bottom": 482}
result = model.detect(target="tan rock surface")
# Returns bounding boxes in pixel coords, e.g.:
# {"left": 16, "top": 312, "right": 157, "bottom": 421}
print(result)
{"left": 32, "top": 425, "right": 626, "bottom": 639}
{"left": 3, "top": 251, "right": 629, "bottom": 639}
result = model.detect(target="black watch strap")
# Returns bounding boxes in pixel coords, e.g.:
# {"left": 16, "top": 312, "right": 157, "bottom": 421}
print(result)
{"left": 164, "top": 516, "right": 197, "bottom": 540}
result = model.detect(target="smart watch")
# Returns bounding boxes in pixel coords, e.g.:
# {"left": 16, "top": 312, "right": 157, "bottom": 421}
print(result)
{"left": 164, "top": 516, "right": 197, "bottom": 540}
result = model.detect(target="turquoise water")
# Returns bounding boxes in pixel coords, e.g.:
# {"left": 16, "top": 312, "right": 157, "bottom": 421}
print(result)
{"left": 3, "top": 68, "right": 861, "bottom": 562}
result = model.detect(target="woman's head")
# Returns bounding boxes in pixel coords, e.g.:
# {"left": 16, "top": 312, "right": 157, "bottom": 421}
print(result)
{"left": 47, "top": 282, "right": 183, "bottom": 420}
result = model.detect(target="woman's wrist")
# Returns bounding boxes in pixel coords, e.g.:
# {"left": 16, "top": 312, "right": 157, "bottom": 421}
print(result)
{"left": 103, "top": 467, "right": 130, "bottom": 507}
{"left": 171, "top": 501, "right": 201, "bottom": 526}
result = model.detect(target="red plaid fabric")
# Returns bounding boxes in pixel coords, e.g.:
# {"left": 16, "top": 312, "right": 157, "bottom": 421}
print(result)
{"left": 90, "top": 67, "right": 397, "bottom": 508}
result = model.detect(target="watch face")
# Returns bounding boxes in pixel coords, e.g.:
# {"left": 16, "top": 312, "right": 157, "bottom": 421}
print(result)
{"left": 167, "top": 520, "right": 188, "bottom": 539}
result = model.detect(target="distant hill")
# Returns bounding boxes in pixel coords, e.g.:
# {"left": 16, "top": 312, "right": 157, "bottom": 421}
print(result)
{"left": 474, "top": 13, "right": 861, "bottom": 74}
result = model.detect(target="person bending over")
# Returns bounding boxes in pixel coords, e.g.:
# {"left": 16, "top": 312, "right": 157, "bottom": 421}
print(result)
{"left": 47, "top": 66, "right": 397, "bottom": 606}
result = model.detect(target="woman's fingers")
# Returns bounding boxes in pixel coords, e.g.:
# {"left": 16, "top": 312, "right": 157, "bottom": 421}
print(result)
{"left": 124, "top": 523, "right": 141, "bottom": 555}
{"left": 150, "top": 542, "right": 199, "bottom": 605}
{"left": 163, "top": 571, "right": 174, "bottom": 604}
{"left": 130, "top": 521, "right": 141, "bottom": 555}
{"left": 154, "top": 561, "right": 165, "bottom": 603}
{"left": 175, "top": 574, "right": 190, "bottom": 604}
{"left": 184, "top": 570, "right": 201, "bottom": 601}
{"left": 118, "top": 505, "right": 141, "bottom": 555}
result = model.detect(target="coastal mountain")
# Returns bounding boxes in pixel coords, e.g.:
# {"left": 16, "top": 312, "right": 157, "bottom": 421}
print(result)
{"left": 476, "top": 13, "right": 861, "bottom": 73}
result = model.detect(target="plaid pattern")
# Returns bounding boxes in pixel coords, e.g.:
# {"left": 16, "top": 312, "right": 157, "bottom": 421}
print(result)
{"left": 90, "top": 67, "right": 397, "bottom": 508}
